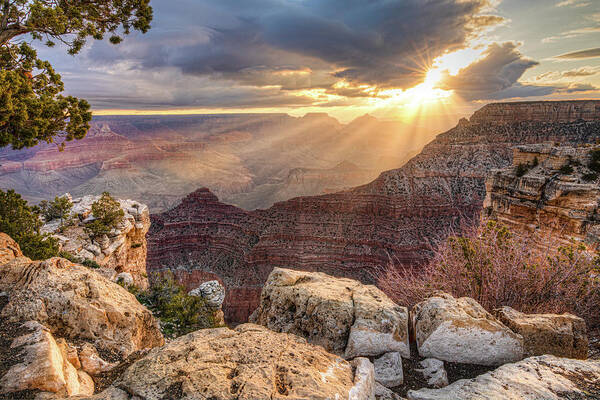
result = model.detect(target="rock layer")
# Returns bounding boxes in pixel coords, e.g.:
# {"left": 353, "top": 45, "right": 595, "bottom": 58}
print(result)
{"left": 485, "top": 143, "right": 600, "bottom": 250}
{"left": 147, "top": 101, "right": 600, "bottom": 322}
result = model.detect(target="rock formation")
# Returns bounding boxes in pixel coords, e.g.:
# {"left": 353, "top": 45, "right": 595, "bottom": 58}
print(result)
{"left": 94, "top": 324, "right": 375, "bottom": 400}
{"left": 0, "top": 233, "right": 164, "bottom": 398}
{"left": 412, "top": 293, "right": 524, "bottom": 366}
{"left": 250, "top": 268, "right": 410, "bottom": 360}
{"left": 485, "top": 143, "right": 600, "bottom": 250}
{"left": 406, "top": 355, "right": 600, "bottom": 400}
{"left": 147, "top": 101, "right": 600, "bottom": 322}
{"left": 495, "top": 306, "right": 588, "bottom": 359}
{"left": 42, "top": 194, "right": 151, "bottom": 288}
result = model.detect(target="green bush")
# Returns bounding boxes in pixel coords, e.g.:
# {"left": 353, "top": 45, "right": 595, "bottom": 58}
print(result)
{"left": 515, "top": 163, "right": 529, "bottom": 177}
{"left": 589, "top": 150, "right": 600, "bottom": 173}
{"left": 85, "top": 192, "right": 124, "bottom": 239}
{"left": 81, "top": 258, "right": 100, "bottom": 269}
{"left": 0, "top": 189, "right": 59, "bottom": 260}
{"left": 133, "top": 273, "right": 221, "bottom": 338}
{"left": 583, "top": 173, "right": 598, "bottom": 182}
{"left": 559, "top": 164, "right": 574, "bottom": 174}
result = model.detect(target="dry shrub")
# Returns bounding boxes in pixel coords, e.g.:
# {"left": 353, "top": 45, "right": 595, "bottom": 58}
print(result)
{"left": 378, "top": 220, "right": 600, "bottom": 329}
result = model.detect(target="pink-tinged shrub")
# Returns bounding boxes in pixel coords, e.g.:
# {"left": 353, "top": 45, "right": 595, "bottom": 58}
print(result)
{"left": 377, "top": 220, "right": 600, "bottom": 329}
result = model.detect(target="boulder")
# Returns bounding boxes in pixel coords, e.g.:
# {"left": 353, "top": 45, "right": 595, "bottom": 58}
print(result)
{"left": 114, "top": 272, "right": 134, "bottom": 287}
{"left": 99, "top": 323, "right": 373, "bottom": 400}
{"left": 0, "top": 255, "right": 164, "bottom": 358}
{"left": 407, "top": 355, "right": 600, "bottom": 400}
{"left": 413, "top": 293, "right": 523, "bottom": 366}
{"left": 189, "top": 280, "right": 226, "bottom": 308}
{"left": 415, "top": 359, "right": 448, "bottom": 388}
{"left": 0, "top": 321, "right": 94, "bottom": 397}
{"left": 0, "top": 232, "right": 22, "bottom": 264}
{"left": 250, "top": 268, "right": 409, "bottom": 358}
{"left": 374, "top": 352, "right": 403, "bottom": 388}
{"left": 495, "top": 306, "right": 588, "bottom": 359}
{"left": 375, "top": 382, "right": 405, "bottom": 400}
{"left": 350, "top": 357, "right": 376, "bottom": 400}
{"left": 79, "top": 343, "right": 116, "bottom": 376}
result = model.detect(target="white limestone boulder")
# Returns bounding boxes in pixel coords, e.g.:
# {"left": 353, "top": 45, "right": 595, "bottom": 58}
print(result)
{"left": 407, "top": 355, "right": 600, "bottom": 400}
{"left": 374, "top": 352, "right": 404, "bottom": 388}
{"left": 415, "top": 358, "right": 448, "bottom": 388}
{"left": 412, "top": 293, "right": 523, "bottom": 366}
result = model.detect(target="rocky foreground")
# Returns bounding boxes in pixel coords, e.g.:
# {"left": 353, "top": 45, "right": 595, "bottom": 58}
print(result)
{"left": 147, "top": 100, "right": 600, "bottom": 322}
{"left": 0, "top": 234, "right": 599, "bottom": 399}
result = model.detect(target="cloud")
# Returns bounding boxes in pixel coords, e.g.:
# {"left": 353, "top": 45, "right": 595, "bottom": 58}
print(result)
{"left": 439, "top": 42, "right": 544, "bottom": 100}
{"left": 542, "top": 26, "right": 600, "bottom": 43}
{"left": 535, "top": 66, "right": 599, "bottom": 81}
{"left": 37, "top": 0, "right": 505, "bottom": 110}
{"left": 555, "top": 48, "right": 600, "bottom": 59}
{"left": 556, "top": 0, "right": 590, "bottom": 7}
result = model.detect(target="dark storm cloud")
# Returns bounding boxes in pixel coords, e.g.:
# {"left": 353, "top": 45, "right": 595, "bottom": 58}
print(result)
{"left": 555, "top": 48, "right": 600, "bottom": 59}
{"left": 86, "top": 0, "right": 501, "bottom": 91}
{"left": 440, "top": 42, "right": 550, "bottom": 100}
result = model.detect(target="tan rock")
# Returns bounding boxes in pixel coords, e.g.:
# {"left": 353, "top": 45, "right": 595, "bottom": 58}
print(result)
{"left": 102, "top": 323, "right": 369, "bottom": 400}
{"left": 56, "top": 338, "right": 81, "bottom": 370}
{"left": 407, "top": 355, "right": 600, "bottom": 400}
{"left": 79, "top": 343, "right": 116, "bottom": 376}
{"left": 413, "top": 293, "right": 523, "bottom": 366}
{"left": 250, "top": 268, "right": 409, "bottom": 359}
{"left": 0, "top": 232, "right": 23, "bottom": 264}
{"left": 0, "top": 321, "right": 94, "bottom": 397}
{"left": 42, "top": 196, "right": 151, "bottom": 288}
{"left": 495, "top": 306, "right": 588, "bottom": 359}
{"left": 350, "top": 357, "right": 376, "bottom": 400}
{"left": 0, "top": 256, "right": 164, "bottom": 358}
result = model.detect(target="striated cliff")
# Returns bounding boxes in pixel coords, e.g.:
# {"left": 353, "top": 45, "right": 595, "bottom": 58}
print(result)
{"left": 147, "top": 101, "right": 600, "bottom": 323}
{"left": 484, "top": 144, "right": 600, "bottom": 249}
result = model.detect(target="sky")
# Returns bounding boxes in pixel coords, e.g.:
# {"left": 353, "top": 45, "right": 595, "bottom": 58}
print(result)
{"left": 34, "top": 0, "right": 600, "bottom": 124}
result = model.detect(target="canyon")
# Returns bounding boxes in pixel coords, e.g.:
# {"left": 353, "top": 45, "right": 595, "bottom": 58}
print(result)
{"left": 147, "top": 100, "right": 600, "bottom": 323}
{"left": 0, "top": 113, "right": 424, "bottom": 212}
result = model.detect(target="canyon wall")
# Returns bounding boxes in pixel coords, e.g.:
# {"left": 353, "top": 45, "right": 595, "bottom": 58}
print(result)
{"left": 485, "top": 144, "right": 600, "bottom": 250}
{"left": 147, "top": 101, "right": 600, "bottom": 322}
{"left": 0, "top": 113, "right": 421, "bottom": 211}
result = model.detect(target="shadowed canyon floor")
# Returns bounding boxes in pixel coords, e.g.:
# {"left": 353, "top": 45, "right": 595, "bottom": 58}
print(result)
{"left": 147, "top": 101, "right": 600, "bottom": 323}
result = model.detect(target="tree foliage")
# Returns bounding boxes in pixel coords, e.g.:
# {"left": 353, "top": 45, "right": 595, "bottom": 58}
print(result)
{"left": 0, "top": 0, "right": 153, "bottom": 149}
{"left": 39, "top": 194, "right": 72, "bottom": 227}
{"left": 131, "top": 273, "right": 221, "bottom": 338}
{"left": 85, "top": 191, "right": 124, "bottom": 238}
{"left": 0, "top": 189, "right": 58, "bottom": 259}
